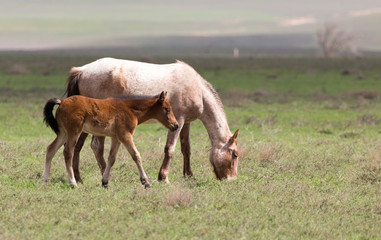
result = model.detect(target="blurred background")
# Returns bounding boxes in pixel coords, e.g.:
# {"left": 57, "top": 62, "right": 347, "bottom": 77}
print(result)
{"left": 1, "top": 0, "right": 380, "bottom": 57}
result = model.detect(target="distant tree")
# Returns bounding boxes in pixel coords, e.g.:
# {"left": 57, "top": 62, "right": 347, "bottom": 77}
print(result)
{"left": 316, "top": 22, "right": 356, "bottom": 58}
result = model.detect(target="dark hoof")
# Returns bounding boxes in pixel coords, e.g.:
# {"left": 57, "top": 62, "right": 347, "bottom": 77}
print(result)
{"left": 74, "top": 173, "right": 83, "bottom": 184}
{"left": 102, "top": 180, "right": 108, "bottom": 188}
{"left": 144, "top": 183, "right": 151, "bottom": 189}
{"left": 158, "top": 173, "right": 169, "bottom": 183}
{"left": 184, "top": 175, "right": 196, "bottom": 181}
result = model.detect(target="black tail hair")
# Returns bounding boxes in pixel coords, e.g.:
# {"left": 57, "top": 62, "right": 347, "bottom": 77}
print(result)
{"left": 43, "top": 98, "right": 61, "bottom": 134}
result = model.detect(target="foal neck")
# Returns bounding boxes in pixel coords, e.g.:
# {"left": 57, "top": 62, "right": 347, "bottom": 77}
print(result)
{"left": 119, "top": 98, "right": 158, "bottom": 123}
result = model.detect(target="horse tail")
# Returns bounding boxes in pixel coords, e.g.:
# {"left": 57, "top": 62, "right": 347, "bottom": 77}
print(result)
{"left": 43, "top": 98, "right": 61, "bottom": 135}
{"left": 65, "top": 67, "right": 82, "bottom": 97}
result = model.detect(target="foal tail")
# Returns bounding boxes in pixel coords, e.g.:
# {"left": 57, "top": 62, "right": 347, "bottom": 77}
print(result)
{"left": 65, "top": 67, "right": 82, "bottom": 97}
{"left": 43, "top": 98, "right": 61, "bottom": 135}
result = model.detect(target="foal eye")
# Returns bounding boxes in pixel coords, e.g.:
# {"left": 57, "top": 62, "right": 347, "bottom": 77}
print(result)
{"left": 164, "top": 108, "right": 170, "bottom": 113}
{"left": 232, "top": 152, "right": 238, "bottom": 158}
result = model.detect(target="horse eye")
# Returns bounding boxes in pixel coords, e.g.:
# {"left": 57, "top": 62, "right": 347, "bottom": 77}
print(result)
{"left": 232, "top": 152, "right": 238, "bottom": 158}
{"left": 165, "top": 108, "right": 170, "bottom": 113}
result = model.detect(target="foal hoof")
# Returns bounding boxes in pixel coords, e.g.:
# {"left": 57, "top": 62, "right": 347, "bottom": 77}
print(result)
{"left": 144, "top": 183, "right": 151, "bottom": 189}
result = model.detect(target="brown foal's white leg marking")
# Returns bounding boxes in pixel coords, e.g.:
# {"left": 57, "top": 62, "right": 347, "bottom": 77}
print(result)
{"left": 42, "top": 132, "right": 66, "bottom": 183}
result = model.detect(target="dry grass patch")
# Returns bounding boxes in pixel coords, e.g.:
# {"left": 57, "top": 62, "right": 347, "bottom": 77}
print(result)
{"left": 163, "top": 184, "right": 193, "bottom": 208}
{"left": 344, "top": 90, "right": 379, "bottom": 100}
{"left": 7, "top": 64, "right": 29, "bottom": 75}
{"left": 356, "top": 114, "right": 381, "bottom": 126}
{"left": 255, "top": 143, "right": 284, "bottom": 167}
{"left": 358, "top": 144, "right": 381, "bottom": 184}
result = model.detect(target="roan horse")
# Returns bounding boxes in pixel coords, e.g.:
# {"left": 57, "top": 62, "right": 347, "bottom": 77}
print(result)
{"left": 42, "top": 91, "right": 178, "bottom": 187}
{"left": 67, "top": 58, "right": 239, "bottom": 183}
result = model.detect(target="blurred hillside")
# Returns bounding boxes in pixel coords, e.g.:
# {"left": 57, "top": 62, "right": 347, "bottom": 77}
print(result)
{"left": 1, "top": 0, "right": 380, "bottom": 56}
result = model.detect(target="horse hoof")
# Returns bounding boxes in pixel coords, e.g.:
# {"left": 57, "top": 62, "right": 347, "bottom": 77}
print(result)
{"left": 158, "top": 175, "right": 170, "bottom": 184}
{"left": 102, "top": 180, "right": 108, "bottom": 188}
{"left": 184, "top": 175, "right": 196, "bottom": 181}
{"left": 144, "top": 183, "right": 151, "bottom": 189}
{"left": 160, "top": 178, "right": 170, "bottom": 184}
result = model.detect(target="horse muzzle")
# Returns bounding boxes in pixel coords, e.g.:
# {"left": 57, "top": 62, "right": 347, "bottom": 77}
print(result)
{"left": 170, "top": 123, "right": 179, "bottom": 131}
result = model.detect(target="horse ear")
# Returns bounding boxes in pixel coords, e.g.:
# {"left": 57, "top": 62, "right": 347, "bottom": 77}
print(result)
{"left": 159, "top": 91, "right": 166, "bottom": 103}
{"left": 229, "top": 129, "right": 239, "bottom": 144}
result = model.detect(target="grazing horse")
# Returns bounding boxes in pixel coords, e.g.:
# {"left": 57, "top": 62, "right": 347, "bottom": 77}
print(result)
{"left": 67, "top": 58, "right": 239, "bottom": 183}
{"left": 42, "top": 91, "right": 178, "bottom": 187}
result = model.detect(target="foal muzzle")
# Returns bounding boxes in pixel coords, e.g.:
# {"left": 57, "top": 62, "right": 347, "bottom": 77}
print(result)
{"left": 171, "top": 124, "right": 179, "bottom": 131}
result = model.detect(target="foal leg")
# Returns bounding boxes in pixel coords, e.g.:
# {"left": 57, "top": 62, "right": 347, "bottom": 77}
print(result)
{"left": 101, "top": 137, "right": 120, "bottom": 187}
{"left": 91, "top": 136, "right": 107, "bottom": 176}
{"left": 42, "top": 132, "right": 66, "bottom": 182}
{"left": 158, "top": 118, "right": 185, "bottom": 183}
{"left": 63, "top": 136, "right": 80, "bottom": 187}
{"left": 72, "top": 132, "right": 88, "bottom": 184}
{"left": 120, "top": 133, "right": 150, "bottom": 188}
{"left": 180, "top": 123, "right": 193, "bottom": 178}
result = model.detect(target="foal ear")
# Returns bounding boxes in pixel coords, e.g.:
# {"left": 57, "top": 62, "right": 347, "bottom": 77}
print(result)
{"left": 229, "top": 129, "right": 239, "bottom": 144}
{"left": 159, "top": 91, "right": 167, "bottom": 103}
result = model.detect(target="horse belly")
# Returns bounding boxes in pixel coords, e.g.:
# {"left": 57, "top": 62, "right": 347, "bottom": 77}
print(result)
{"left": 82, "top": 120, "right": 115, "bottom": 137}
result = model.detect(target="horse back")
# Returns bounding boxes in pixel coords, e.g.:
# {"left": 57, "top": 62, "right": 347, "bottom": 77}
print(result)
{"left": 69, "top": 58, "right": 206, "bottom": 121}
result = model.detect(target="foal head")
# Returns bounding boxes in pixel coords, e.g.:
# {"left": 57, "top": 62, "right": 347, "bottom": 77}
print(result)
{"left": 210, "top": 129, "right": 239, "bottom": 180}
{"left": 152, "top": 91, "right": 179, "bottom": 131}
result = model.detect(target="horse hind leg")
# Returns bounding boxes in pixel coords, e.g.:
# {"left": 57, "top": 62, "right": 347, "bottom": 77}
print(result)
{"left": 91, "top": 136, "right": 107, "bottom": 176}
{"left": 180, "top": 123, "right": 193, "bottom": 178}
{"left": 72, "top": 132, "right": 88, "bottom": 184}
{"left": 42, "top": 132, "right": 66, "bottom": 182}
{"left": 63, "top": 136, "right": 80, "bottom": 187}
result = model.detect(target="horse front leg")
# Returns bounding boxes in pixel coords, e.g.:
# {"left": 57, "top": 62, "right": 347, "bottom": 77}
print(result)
{"left": 158, "top": 119, "right": 184, "bottom": 183}
{"left": 180, "top": 123, "right": 193, "bottom": 178}
{"left": 72, "top": 132, "right": 88, "bottom": 184}
{"left": 91, "top": 136, "right": 107, "bottom": 176}
{"left": 120, "top": 133, "right": 150, "bottom": 189}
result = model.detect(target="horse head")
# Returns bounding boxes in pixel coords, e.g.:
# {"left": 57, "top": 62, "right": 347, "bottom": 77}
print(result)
{"left": 155, "top": 91, "right": 179, "bottom": 131}
{"left": 210, "top": 129, "right": 239, "bottom": 180}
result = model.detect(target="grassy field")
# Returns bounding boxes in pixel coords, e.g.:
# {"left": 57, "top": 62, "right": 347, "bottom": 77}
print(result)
{"left": 0, "top": 54, "right": 381, "bottom": 239}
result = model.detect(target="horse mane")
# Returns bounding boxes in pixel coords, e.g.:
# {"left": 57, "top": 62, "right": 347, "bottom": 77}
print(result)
{"left": 201, "top": 79, "right": 224, "bottom": 110}
{"left": 176, "top": 59, "right": 224, "bottom": 112}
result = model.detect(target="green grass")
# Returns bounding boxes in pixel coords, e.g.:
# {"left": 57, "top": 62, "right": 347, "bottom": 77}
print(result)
{"left": 0, "top": 55, "right": 381, "bottom": 239}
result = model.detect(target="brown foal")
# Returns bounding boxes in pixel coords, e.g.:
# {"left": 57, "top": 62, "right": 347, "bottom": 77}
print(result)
{"left": 42, "top": 91, "right": 178, "bottom": 188}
